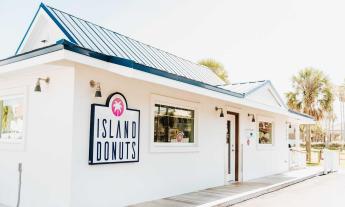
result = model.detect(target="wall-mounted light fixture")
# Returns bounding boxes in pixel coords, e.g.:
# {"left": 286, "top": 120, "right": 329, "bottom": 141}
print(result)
{"left": 34, "top": 77, "right": 50, "bottom": 92}
{"left": 248, "top": 113, "right": 255, "bottom": 122}
{"left": 90, "top": 80, "right": 102, "bottom": 97}
{"left": 285, "top": 121, "right": 292, "bottom": 128}
{"left": 215, "top": 107, "right": 224, "bottom": 117}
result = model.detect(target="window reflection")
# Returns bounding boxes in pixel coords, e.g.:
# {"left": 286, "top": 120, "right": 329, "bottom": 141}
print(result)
{"left": 154, "top": 104, "right": 194, "bottom": 143}
{"left": 259, "top": 121, "right": 272, "bottom": 144}
{"left": 0, "top": 96, "right": 24, "bottom": 141}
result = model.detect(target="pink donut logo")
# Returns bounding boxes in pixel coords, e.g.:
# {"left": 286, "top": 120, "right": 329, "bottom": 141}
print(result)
{"left": 111, "top": 98, "right": 125, "bottom": 117}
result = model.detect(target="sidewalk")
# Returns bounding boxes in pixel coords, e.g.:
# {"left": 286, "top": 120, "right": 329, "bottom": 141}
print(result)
{"left": 129, "top": 167, "right": 324, "bottom": 207}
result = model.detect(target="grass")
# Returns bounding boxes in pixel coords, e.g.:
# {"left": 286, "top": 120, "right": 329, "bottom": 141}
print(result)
{"left": 307, "top": 162, "right": 320, "bottom": 166}
{"left": 299, "top": 147, "right": 345, "bottom": 168}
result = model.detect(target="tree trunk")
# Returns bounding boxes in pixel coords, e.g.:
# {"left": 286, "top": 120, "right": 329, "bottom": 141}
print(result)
{"left": 306, "top": 124, "right": 311, "bottom": 163}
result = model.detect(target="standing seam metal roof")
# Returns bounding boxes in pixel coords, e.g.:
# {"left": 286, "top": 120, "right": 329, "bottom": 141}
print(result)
{"left": 37, "top": 4, "right": 225, "bottom": 86}
{"left": 5, "top": 3, "right": 315, "bottom": 121}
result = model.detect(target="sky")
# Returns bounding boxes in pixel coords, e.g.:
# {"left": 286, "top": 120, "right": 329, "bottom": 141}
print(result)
{"left": 1, "top": 0, "right": 345, "bottom": 120}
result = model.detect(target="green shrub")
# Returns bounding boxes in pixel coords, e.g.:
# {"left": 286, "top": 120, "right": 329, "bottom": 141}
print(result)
{"left": 312, "top": 143, "right": 325, "bottom": 149}
{"left": 327, "top": 143, "right": 342, "bottom": 150}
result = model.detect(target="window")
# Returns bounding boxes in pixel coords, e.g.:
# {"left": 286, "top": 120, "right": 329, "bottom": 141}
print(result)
{"left": 154, "top": 104, "right": 194, "bottom": 143}
{"left": 288, "top": 126, "right": 296, "bottom": 140}
{"left": 0, "top": 95, "right": 24, "bottom": 142}
{"left": 258, "top": 121, "right": 273, "bottom": 144}
{"left": 151, "top": 94, "right": 198, "bottom": 152}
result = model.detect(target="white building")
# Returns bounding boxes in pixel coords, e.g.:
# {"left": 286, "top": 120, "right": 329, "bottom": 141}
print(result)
{"left": 0, "top": 3, "right": 314, "bottom": 207}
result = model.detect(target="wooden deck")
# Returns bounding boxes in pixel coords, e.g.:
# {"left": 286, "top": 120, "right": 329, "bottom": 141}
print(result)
{"left": 129, "top": 167, "right": 323, "bottom": 207}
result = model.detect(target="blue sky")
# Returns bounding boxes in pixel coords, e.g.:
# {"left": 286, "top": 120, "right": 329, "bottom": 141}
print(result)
{"left": 2, "top": 0, "right": 345, "bottom": 101}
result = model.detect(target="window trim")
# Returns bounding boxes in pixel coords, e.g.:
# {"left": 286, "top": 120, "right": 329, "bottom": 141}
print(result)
{"left": 257, "top": 116, "right": 274, "bottom": 148}
{"left": 150, "top": 94, "right": 199, "bottom": 152}
{"left": 0, "top": 87, "right": 27, "bottom": 150}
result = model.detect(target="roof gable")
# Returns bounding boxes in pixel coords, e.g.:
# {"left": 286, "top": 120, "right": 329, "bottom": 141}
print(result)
{"left": 16, "top": 4, "right": 68, "bottom": 54}
{"left": 245, "top": 81, "right": 287, "bottom": 109}
{"left": 221, "top": 80, "right": 287, "bottom": 109}
{"left": 16, "top": 3, "right": 225, "bottom": 86}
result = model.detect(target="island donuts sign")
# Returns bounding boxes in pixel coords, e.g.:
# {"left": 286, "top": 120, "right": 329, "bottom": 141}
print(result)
{"left": 89, "top": 92, "right": 140, "bottom": 165}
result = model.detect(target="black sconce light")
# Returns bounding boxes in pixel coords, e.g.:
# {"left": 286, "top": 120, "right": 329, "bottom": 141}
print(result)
{"left": 34, "top": 77, "right": 50, "bottom": 92}
{"left": 289, "top": 123, "right": 292, "bottom": 128}
{"left": 248, "top": 113, "right": 255, "bottom": 122}
{"left": 215, "top": 107, "right": 224, "bottom": 117}
{"left": 90, "top": 80, "right": 102, "bottom": 97}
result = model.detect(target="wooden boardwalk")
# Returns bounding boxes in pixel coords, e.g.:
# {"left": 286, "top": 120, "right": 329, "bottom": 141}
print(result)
{"left": 129, "top": 167, "right": 323, "bottom": 207}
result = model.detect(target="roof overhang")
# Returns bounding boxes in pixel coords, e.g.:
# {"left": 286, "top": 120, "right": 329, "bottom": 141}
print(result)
{"left": 0, "top": 40, "right": 315, "bottom": 124}
{"left": 287, "top": 109, "right": 315, "bottom": 124}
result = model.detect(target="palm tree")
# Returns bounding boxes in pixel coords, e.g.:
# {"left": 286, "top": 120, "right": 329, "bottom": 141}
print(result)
{"left": 286, "top": 68, "right": 334, "bottom": 162}
{"left": 336, "top": 84, "right": 345, "bottom": 146}
{"left": 198, "top": 59, "right": 229, "bottom": 83}
{"left": 286, "top": 68, "right": 333, "bottom": 120}
{"left": 324, "top": 111, "right": 336, "bottom": 144}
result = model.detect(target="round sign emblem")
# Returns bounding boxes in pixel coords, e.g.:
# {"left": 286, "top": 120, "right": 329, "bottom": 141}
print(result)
{"left": 111, "top": 97, "right": 125, "bottom": 117}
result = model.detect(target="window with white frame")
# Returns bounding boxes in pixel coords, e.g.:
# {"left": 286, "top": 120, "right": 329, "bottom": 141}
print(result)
{"left": 0, "top": 95, "right": 24, "bottom": 142}
{"left": 258, "top": 121, "right": 273, "bottom": 144}
{"left": 154, "top": 104, "right": 194, "bottom": 143}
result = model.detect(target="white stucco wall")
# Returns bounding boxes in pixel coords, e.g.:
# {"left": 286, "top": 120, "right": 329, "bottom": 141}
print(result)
{"left": 0, "top": 59, "right": 291, "bottom": 207}
{"left": 70, "top": 65, "right": 228, "bottom": 207}
{"left": 70, "top": 64, "right": 290, "bottom": 206}
{"left": 0, "top": 64, "right": 74, "bottom": 207}
{"left": 240, "top": 112, "right": 289, "bottom": 180}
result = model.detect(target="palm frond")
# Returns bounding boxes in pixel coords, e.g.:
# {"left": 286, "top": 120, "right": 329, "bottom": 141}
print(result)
{"left": 286, "top": 67, "right": 334, "bottom": 121}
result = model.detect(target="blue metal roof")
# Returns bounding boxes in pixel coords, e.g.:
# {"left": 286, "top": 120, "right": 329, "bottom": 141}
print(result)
{"left": 34, "top": 3, "right": 225, "bottom": 86}
{"left": 2, "top": 40, "right": 244, "bottom": 98}
{"left": 5, "top": 3, "right": 313, "bottom": 121}
{"left": 0, "top": 40, "right": 313, "bottom": 121}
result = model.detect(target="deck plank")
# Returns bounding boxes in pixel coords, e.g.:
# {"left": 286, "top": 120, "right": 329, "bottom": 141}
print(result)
{"left": 129, "top": 167, "right": 323, "bottom": 207}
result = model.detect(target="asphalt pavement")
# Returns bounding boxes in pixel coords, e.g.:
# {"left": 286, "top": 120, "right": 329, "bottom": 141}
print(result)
{"left": 233, "top": 170, "right": 345, "bottom": 207}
